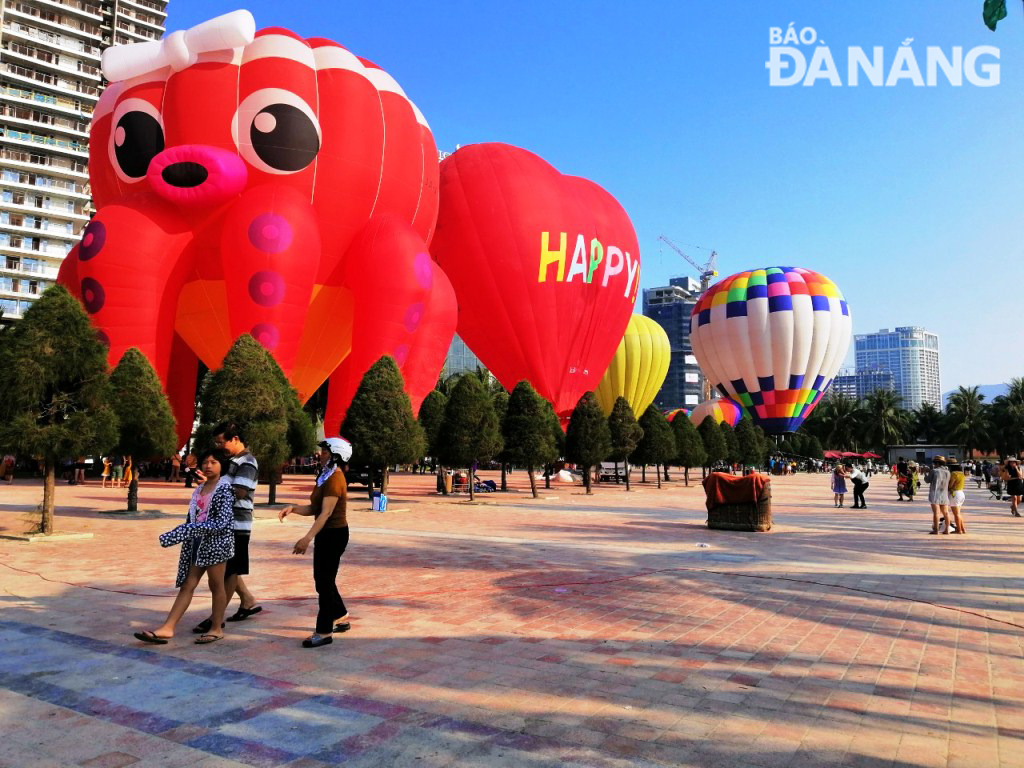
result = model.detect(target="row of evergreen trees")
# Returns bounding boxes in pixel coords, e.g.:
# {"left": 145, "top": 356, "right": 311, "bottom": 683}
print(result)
{"left": 0, "top": 287, "right": 317, "bottom": 533}
{"left": 0, "top": 286, "right": 785, "bottom": 533}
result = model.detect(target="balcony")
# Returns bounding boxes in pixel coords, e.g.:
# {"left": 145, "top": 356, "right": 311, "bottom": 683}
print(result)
{"left": 122, "top": 0, "right": 167, "bottom": 18}
{"left": 2, "top": 21, "right": 102, "bottom": 61}
{"left": 0, "top": 127, "right": 88, "bottom": 159}
{"left": 0, "top": 260, "right": 60, "bottom": 279}
{"left": 116, "top": 9, "right": 164, "bottom": 34}
{"left": 4, "top": 44, "right": 102, "bottom": 82}
{"left": 0, "top": 174, "right": 89, "bottom": 199}
{"left": 1, "top": 109, "right": 90, "bottom": 140}
{"left": 0, "top": 148, "right": 88, "bottom": 180}
{"left": 2, "top": 63, "right": 100, "bottom": 101}
{"left": 34, "top": 0, "right": 103, "bottom": 23}
{"left": 5, "top": 4, "right": 103, "bottom": 43}
{"left": 0, "top": 238, "right": 71, "bottom": 259}
{"left": 0, "top": 215, "right": 82, "bottom": 236}
{"left": 0, "top": 84, "right": 94, "bottom": 119}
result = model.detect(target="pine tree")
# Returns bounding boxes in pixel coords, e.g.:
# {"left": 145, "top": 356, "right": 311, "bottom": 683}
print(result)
{"left": 493, "top": 389, "right": 510, "bottom": 491}
{"left": 199, "top": 335, "right": 289, "bottom": 504}
{"left": 418, "top": 390, "right": 447, "bottom": 470}
{"left": 753, "top": 425, "right": 770, "bottom": 467}
{"left": 436, "top": 373, "right": 502, "bottom": 501}
{"left": 273, "top": 367, "right": 316, "bottom": 504}
{"left": 719, "top": 422, "right": 740, "bottom": 472}
{"left": 735, "top": 417, "right": 763, "bottom": 471}
{"left": 502, "top": 381, "right": 558, "bottom": 498}
{"left": 805, "top": 434, "right": 824, "bottom": 460}
{"left": 109, "top": 348, "right": 177, "bottom": 512}
{"left": 607, "top": 396, "right": 643, "bottom": 491}
{"left": 542, "top": 399, "right": 565, "bottom": 489}
{"left": 565, "top": 391, "right": 612, "bottom": 495}
{"left": 342, "top": 356, "right": 425, "bottom": 494}
{"left": 698, "top": 416, "right": 727, "bottom": 477}
{"left": 673, "top": 412, "right": 706, "bottom": 486}
{"left": 633, "top": 405, "right": 675, "bottom": 488}
{"left": 0, "top": 286, "right": 118, "bottom": 533}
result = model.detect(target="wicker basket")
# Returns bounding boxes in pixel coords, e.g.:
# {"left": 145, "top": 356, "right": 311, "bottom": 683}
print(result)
{"left": 707, "top": 483, "right": 772, "bottom": 532}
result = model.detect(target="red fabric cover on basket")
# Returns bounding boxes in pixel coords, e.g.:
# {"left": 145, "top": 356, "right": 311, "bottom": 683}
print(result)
{"left": 703, "top": 472, "right": 770, "bottom": 512}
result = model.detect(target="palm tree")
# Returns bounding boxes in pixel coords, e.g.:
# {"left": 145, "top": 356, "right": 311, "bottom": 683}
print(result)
{"left": 860, "top": 389, "right": 910, "bottom": 451}
{"left": 811, "top": 394, "right": 864, "bottom": 451}
{"left": 945, "top": 386, "right": 990, "bottom": 459}
{"left": 912, "top": 402, "right": 945, "bottom": 443}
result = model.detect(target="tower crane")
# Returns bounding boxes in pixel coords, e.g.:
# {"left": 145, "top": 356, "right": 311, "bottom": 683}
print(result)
{"left": 657, "top": 235, "right": 718, "bottom": 294}
{"left": 657, "top": 235, "right": 719, "bottom": 402}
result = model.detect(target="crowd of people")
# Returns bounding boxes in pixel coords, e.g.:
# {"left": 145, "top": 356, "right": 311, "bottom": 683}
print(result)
{"left": 133, "top": 423, "right": 354, "bottom": 649}
{"left": 823, "top": 454, "right": 1024, "bottom": 535}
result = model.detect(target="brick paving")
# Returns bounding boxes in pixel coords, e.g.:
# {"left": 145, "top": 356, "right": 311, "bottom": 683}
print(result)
{"left": 0, "top": 469, "right": 1022, "bottom": 767}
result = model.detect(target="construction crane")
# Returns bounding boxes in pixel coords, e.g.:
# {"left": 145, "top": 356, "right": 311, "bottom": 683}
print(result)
{"left": 657, "top": 235, "right": 719, "bottom": 402}
{"left": 657, "top": 235, "right": 719, "bottom": 294}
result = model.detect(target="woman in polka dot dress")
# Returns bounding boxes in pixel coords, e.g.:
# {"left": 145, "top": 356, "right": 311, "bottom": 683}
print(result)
{"left": 134, "top": 450, "right": 235, "bottom": 645}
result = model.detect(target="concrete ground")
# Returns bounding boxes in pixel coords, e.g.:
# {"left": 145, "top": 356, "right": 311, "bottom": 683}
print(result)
{"left": 0, "top": 467, "right": 1022, "bottom": 767}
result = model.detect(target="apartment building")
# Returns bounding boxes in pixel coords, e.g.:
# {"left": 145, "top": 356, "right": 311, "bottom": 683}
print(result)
{"left": 0, "top": 0, "right": 167, "bottom": 321}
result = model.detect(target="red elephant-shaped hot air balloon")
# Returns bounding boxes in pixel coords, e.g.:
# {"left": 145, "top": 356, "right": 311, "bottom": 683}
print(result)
{"left": 430, "top": 144, "right": 641, "bottom": 422}
{"left": 56, "top": 11, "right": 456, "bottom": 446}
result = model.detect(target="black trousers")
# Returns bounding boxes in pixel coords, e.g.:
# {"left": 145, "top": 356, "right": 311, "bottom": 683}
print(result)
{"left": 313, "top": 526, "right": 349, "bottom": 634}
{"left": 853, "top": 480, "right": 868, "bottom": 507}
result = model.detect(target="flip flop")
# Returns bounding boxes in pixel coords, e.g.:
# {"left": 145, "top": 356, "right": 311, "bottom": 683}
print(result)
{"left": 195, "top": 634, "right": 223, "bottom": 645}
{"left": 134, "top": 631, "right": 169, "bottom": 645}
{"left": 192, "top": 619, "right": 225, "bottom": 634}
{"left": 226, "top": 605, "right": 263, "bottom": 622}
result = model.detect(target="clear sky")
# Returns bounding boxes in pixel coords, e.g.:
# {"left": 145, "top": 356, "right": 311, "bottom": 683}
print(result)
{"left": 166, "top": 0, "right": 1024, "bottom": 392}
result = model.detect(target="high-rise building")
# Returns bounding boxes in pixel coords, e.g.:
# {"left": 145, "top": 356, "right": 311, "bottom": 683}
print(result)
{"left": 0, "top": 0, "right": 168, "bottom": 321}
{"left": 854, "top": 327, "right": 940, "bottom": 409}
{"left": 830, "top": 365, "right": 896, "bottom": 401}
{"left": 442, "top": 334, "right": 482, "bottom": 379}
{"left": 643, "top": 275, "right": 704, "bottom": 410}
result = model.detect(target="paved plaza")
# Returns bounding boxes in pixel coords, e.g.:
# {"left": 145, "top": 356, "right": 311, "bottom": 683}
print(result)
{"left": 0, "top": 469, "right": 1022, "bottom": 767}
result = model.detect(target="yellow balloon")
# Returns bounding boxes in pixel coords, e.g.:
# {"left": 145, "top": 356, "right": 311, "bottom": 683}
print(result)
{"left": 595, "top": 314, "right": 671, "bottom": 417}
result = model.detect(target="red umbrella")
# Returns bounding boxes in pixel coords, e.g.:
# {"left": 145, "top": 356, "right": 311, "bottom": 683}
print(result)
{"left": 823, "top": 450, "right": 843, "bottom": 459}
{"left": 862, "top": 452, "right": 882, "bottom": 459}
{"left": 841, "top": 452, "right": 863, "bottom": 458}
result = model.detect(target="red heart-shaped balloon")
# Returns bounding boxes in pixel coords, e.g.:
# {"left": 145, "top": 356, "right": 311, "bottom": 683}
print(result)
{"left": 431, "top": 143, "right": 640, "bottom": 420}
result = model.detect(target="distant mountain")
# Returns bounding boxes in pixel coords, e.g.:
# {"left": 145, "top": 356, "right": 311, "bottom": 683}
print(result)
{"left": 942, "top": 383, "right": 1007, "bottom": 405}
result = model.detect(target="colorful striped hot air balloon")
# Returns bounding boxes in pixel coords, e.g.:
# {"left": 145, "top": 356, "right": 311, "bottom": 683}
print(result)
{"left": 689, "top": 398, "right": 743, "bottom": 427}
{"left": 690, "top": 266, "right": 851, "bottom": 434}
{"left": 595, "top": 314, "right": 670, "bottom": 416}
{"left": 664, "top": 408, "right": 689, "bottom": 423}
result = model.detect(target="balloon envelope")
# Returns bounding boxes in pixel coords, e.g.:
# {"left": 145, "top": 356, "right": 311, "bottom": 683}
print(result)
{"left": 690, "top": 398, "right": 743, "bottom": 427}
{"left": 664, "top": 408, "right": 689, "bottom": 422}
{"left": 595, "top": 314, "right": 670, "bottom": 417}
{"left": 431, "top": 143, "right": 641, "bottom": 421}
{"left": 691, "top": 266, "right": 851, "bottom": 434}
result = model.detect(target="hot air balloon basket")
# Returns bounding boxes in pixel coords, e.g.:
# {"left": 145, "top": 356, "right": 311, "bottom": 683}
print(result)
{"left": 706, "top": 487, "right": 772, "bottom": 532}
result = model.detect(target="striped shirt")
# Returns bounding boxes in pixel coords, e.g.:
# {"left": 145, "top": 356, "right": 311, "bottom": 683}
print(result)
{"left": 226, "top": 450, "right": 259, "bottom": 532}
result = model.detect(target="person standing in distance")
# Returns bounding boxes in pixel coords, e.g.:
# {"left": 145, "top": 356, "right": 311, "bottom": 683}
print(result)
{"left": 194, "top": 422, "right": 261, "bottom": 633}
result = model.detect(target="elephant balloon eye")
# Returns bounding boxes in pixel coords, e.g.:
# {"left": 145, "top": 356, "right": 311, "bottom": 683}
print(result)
{"left": 113, "top": 111, "right": 165, "bottom": 179}
{"left": 249, "top": 103, "right": 320, "bottom": 172}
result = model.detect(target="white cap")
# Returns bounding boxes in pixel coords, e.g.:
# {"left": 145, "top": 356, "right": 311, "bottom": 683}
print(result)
{"left": 320, "top": 437, "right": 352, "bottom": 463}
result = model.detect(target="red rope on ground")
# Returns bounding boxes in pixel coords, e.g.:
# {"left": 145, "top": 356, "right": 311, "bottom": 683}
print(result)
{"left": 1, "top": 558, "right": 1021, "bottom": 630}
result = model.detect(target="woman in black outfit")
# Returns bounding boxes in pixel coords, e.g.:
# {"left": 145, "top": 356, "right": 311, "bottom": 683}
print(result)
{"left": 1002, "top": 457, "right": 1022, "bottom": 517}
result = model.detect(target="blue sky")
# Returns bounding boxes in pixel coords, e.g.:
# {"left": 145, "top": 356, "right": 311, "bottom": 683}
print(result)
{"left": 167, "top": 1, "right": 1024, "bottom": 393}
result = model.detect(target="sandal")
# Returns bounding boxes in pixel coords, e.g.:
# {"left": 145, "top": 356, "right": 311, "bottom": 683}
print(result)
{"left": 192, "top": 619, "right": 225, "bottom": 634}
{"left": 194, "top": 634, "right": 223, "bottom": 645}
{"left": 134, "top": 630, "right": 169, "bottom": 645}
{"left": 226, "top": 605, "right": 262, "bottom": 622}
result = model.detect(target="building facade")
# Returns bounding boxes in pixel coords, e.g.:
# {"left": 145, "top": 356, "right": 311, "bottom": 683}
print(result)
{"left": 831, "top": 365, "right": 896, "bottom": 401}
{"left": 442, "top": 333, "right": 482, "bottom": 379}
{"left": 0, "top": 0, "right": 167, "bottom": 321}
{"left": 643, "top": 275, "right": 704, "bottom": 410}
{"left": 854, "top": 327, "right": 940, "bottom": 410}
